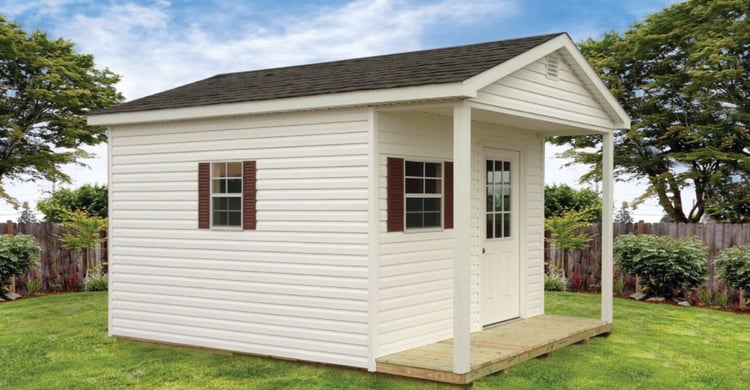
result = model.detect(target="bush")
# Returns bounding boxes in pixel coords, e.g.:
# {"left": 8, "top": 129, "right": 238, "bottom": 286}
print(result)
{"left": 0, "top": 235, "right": 41, "bottom": 296}
{"left": 715, "top": 244, "right": 750, "bottom": 291}
{"left": 544, "top": 264, "right": 567, "bottom": 291}
{"left": 84, "top": 266, "right": 108, "bottom": 291}
{"left": 614, "top": 234, "right": 707, "bottom": 297}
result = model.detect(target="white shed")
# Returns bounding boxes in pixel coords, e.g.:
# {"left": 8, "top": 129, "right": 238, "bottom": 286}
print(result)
{"left": 89, "top": 33, "right": 629, "bottom": 384}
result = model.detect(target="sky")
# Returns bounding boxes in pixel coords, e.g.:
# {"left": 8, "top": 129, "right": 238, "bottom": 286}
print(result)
{"left": 2, "top": 0, "right": 682, "bottom": 221}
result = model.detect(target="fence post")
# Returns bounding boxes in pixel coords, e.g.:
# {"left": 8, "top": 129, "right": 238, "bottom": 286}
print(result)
{"left": 5, "top": 220, "right": 16, "bottom": 293}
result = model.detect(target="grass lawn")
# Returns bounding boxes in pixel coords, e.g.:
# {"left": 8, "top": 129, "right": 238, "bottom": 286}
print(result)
{"left": 1, "top": 292, "right": 747, "bottom": 389}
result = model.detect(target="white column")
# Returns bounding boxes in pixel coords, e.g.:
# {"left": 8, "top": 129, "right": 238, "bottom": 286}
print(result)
{"left": 601, "top": 131, "right": 614, "bottom": 323}
{"left": 452, "top": 101, "right": 472, "bottom": 373}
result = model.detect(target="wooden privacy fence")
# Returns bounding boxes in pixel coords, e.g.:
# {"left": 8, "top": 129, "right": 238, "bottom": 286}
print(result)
{"left": 2, "top": 221, "right": 107, "bottom": 294}
{"left": 546, "top": 222, "right": 750, "bottom": 292}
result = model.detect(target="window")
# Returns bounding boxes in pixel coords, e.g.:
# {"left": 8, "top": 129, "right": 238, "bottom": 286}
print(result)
{"left": 387, "top": 157, "right": 453, "bottom": 232}
{"left": 486, "top": 159, "right": 512, "bottom": 239}
{"left": 198, "top": 161, "right": 256, "bottom": 230}
{"left": 405, "top": 161, "right": 443, "bottom": 229}
{"left": 212, "top": 162, "right": 242, "bottom": 227}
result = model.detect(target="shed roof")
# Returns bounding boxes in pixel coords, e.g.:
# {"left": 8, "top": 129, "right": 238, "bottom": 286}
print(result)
{"left": 95, "top": 33, "right": 564, "bottom": 115}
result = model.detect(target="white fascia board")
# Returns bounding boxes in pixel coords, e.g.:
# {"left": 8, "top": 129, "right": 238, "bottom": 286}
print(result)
{"left": 88, "top": 82, "right": 470, "bottom": 126}
{"left": 462, "top": 34, "right": 631, "bottom": 130}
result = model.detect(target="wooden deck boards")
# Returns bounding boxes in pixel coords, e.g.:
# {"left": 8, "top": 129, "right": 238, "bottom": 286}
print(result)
{"left": 376, "top": 315, "right": 611, "bottom": 385}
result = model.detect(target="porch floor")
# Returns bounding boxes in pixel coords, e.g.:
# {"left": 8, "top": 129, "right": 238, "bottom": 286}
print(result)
{"left": 376, "top": 315, "right": 611, "bottom": 385}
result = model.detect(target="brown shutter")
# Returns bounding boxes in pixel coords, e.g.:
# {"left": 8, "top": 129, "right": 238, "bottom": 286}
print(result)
{"left": 444, "top": 161, "right": 454, "bottom": 229}
{"left": 387, "top": 157, "right": 404, "bottom": 232}
{"left": 198, "top": 162, "right": 210, "bottom": 229}
{"left": 243, "top": 160, "right": 257, "bottom": 230}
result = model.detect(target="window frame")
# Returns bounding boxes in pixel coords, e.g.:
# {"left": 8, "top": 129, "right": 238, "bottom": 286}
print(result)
{"left": 210, "top": 161, "right": 243, "bottom": 229}
{"left": 403, "top": 159, "right": 444, "bottom": 231}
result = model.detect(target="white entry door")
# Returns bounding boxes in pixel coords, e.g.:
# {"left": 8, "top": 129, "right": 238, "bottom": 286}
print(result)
{"left": 481, "top": 149, "right": 520, "bottom": 326}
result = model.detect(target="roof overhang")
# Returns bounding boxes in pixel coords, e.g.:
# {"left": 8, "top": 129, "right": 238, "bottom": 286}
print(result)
{"left": 88, "top": 82, "right": 474, "bottom": 126}
{"left": 89, "top": 33, "right": 630, "bottom": 131}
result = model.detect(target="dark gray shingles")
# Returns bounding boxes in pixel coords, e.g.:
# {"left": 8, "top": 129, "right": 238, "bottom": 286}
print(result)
{"left": 95, "top": 33, "right": 564, "bottom": 115}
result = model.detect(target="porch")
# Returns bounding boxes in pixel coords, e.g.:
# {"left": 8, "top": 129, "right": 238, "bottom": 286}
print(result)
{"left": 376, "top": 315, "right": 611, "bottom": 385}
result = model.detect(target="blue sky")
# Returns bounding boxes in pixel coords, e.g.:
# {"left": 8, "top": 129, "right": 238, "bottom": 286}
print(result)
{"left": 2, "top": 0, "right": 681, "bottom": 220}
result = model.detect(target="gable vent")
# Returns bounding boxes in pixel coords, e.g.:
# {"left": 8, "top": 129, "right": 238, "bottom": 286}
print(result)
{"left": 546, "top": 54, "right": 560, "bottom": 80}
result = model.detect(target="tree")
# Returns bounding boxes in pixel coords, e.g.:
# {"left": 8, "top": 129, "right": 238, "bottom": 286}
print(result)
{"left": 0, "top": 234, "right": 40, "bottom": 297}
{"left": 614, "top": 202, "right": 634, "bottom": 224}
{"left": 59, "top": 210, "right": 107, "bottom": 281}
{"left": 37, "top": 184, "right": 107, "bottom": 222}
{"left": 552, "top": 0, "right": 750, "bottom": 223}
{"left": 17, "top": 201, "right": 36, "bottom": 224}
{"left": 544, "top": 184, "right": 601, "bottom": 222}
{"left": 0, "top": 16, "right": 123, "bottom": 206}
{"left": 545, "top": 209, "right": 593, "bottom": 278}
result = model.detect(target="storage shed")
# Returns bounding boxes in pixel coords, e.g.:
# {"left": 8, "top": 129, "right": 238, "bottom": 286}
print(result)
{"left": 88, "top": 32, "right": 629, "bottom": 384}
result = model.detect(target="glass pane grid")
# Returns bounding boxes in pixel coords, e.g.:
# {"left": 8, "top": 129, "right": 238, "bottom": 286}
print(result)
{"left": 211, "top": 162, "right": 243, "bottom": 227}
{"left": 485, "top": 159, "right": 512, "bottom": 239}
{"left": 404, "top": 160, "right": 443, "bottom": 230}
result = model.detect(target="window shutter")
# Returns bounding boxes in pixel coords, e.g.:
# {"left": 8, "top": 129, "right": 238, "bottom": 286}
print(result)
{"left": 387, "top": 157, "right": 404, "bottom": 232}
{"left": 444, "top": 161, "right": 453, "bottom": 229}
{"left": 198, "top": 162, "right": 210, "bottom": 229}
{"left": 243, "top": 160, "right": 257, "bottom": 230}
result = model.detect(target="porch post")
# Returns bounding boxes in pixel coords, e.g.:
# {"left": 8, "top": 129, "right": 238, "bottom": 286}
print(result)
{"left": 452, "top": 101, "right": 472, "bottom": 374}
{"left": 601, "top": 131, "right": 614, "bottom": 323}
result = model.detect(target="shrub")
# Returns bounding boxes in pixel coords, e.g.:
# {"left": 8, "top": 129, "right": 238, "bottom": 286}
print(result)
{"left": 697, "top": 288, "right": 713, "bottom": 306}
{"left": 26, "top": 277, "right": 41, "bottom": 296}
{"left": 715, "top": 290, "right": 729, "bottom": 310}
{"left": 715, "top": 244, "right": 750, "bottom": 291}
{"left": 544, "top": 264, "right": 567, "bottom": 291}
{"left": 84, "top": 265, "right": 108, "bottom": 292}
{"left": 0, "top": 234, "right": 41, "bottom": 297}
{"left": 613, "top": 277, "right": 625, "bottom": 297}
{"left": 614, "top": 234, "right": 707, "bottom": 297}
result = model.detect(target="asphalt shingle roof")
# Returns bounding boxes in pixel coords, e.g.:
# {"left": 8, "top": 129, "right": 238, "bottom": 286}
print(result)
{"left": 95, "top": 33, "right": 564, "bottom": 115}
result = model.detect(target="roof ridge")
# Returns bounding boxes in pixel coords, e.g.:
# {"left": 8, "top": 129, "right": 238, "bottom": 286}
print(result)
{"left": 92, "top": 32, "right": 567, "bottom": 116}
{"left": 211, "top": 32, "right": 567, "bottom": 79}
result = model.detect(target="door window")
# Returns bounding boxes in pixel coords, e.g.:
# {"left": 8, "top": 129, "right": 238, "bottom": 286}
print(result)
{"left": 486, "top": 160, "right": 512, "bottom": 239}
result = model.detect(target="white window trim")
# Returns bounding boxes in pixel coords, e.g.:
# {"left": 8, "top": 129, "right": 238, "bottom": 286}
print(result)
{"left": 210, "top": 161, "right": 243, "bottom": 230}
{"left": 403, "top": 159, "right": 444, "bottom": 232}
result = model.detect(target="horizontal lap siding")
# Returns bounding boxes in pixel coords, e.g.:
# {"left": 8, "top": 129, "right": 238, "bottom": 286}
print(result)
{"left": 377, "top": 112, "right": 455, "bottom": 357}
{"left": 109, "top": 109, "right": 371, "bottom": 368}
{"left": 476, "top": 51, "right": 615, "bottom": 129}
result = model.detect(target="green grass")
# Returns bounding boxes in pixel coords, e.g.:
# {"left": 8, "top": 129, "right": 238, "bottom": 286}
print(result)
{"left": 1, "top": 292, "right": 748, "bottom": 389}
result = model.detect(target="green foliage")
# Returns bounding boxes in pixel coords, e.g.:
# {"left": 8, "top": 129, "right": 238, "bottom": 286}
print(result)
{"left": 614, "top": 234, "right": 708, "bottom": 297}
{"left": 37, "top": 184, "right": 108, "bottom": 223}
{"left": 58, "top": 210, "right": 107, "bottom": 252}
{"left": 0, "top": 16, "right": 123, "bottom": 206}
{"left": 715, "top": 290, "right": 729, "bottom": 310}
{"left": 614, "top": 202, "right": 634, "bottom": 224}
{"left": 544, "top": 184, "right": 601, "bottom": 222}
{"left": 714, "top": 244, "right": 750, "bottom": 291}
{"left": 613, "top": 277, "right": 625, "bottom": 297}
{"left": 83, "top": 265, "right": 107, "bottom": 292}
{"left": 697, "top": 288, "right": 713, "bottom": 306}
{"left": 545, "top": 209, "right": 592, "bottom": 277}
{"left": 17, "top": 201, "right": 37, "bottom": 224}
{"left": 554, "top": 0, "right": 750, "bottom": 223}
{"left": 544, "top": 264, "right": 567, "bottom": 291}
{"left": 0, "top": 234, "right": 40, "bottom": 294}
{"left": 25, "top": 276, "right": 41, "bottom": 296}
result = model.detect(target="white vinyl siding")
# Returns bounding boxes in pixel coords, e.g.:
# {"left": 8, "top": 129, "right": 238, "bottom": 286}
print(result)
{"left": 108, "top": 108, "right": 371, "bottom": 368}
{"left": 475, "top": 49, "right": 616, "bottom": 130}
{"left": 475, "top": 123, "right": 545, "bottom": 323}
{"left": 377, "top": 112, "right": 455, "bottom": 356}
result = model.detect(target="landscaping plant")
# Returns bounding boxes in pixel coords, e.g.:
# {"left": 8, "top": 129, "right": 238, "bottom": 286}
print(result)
{"left": 545, "top": 209, "right": 592, "bottom": 278}
{"left": 544, "top": 263, "right": 567, "bottom": 292}
{"left": 83, "top": 265, "right": 108, "bottom": 291}
{"left": 0, "top": 234, "right": 41, "bottom": 298}
{"left": 715, "top": 243, "right": 750, "bottom": 291}
{"left": 614, "top": 234, "right": 707, "bottom": 297}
